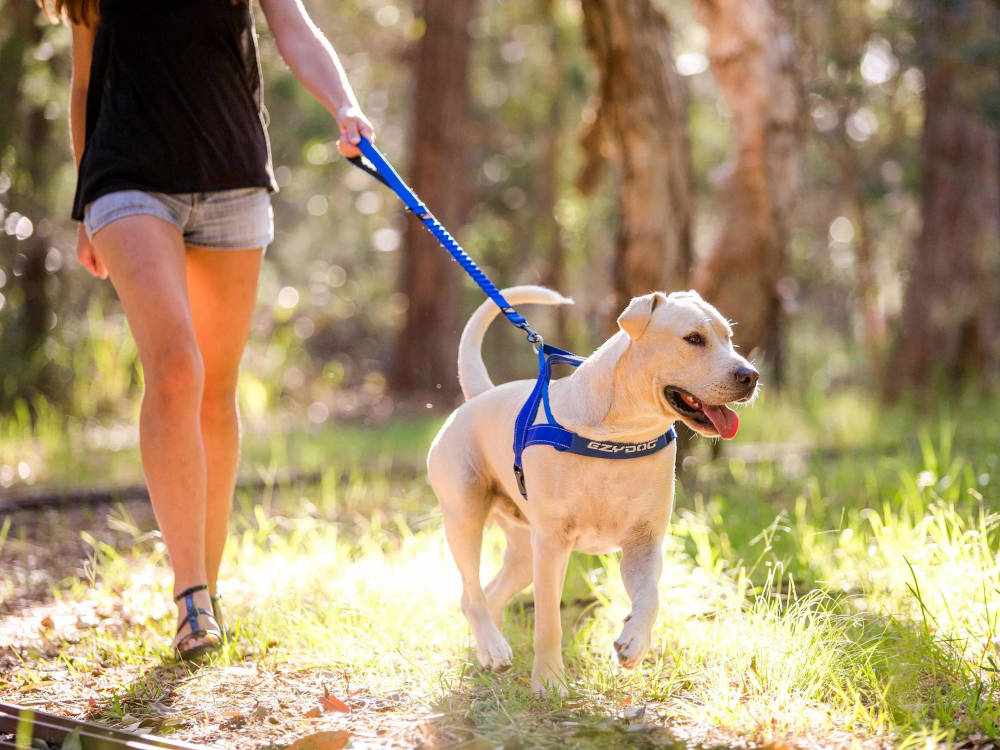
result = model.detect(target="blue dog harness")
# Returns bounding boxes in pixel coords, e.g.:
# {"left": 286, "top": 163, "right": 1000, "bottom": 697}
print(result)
{"left": 512, "top": 343, "right": 677, "bottom": 499}
{"left": 347, "top": 139, "right": 677, "bottom": 500}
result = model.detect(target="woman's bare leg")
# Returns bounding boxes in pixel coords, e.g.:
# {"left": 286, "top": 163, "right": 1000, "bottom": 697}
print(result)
{"left": 90, "top": 215, "right": 216, "bottom": 649}
{"left": 185, "top": 246, "right": 263, "bottom": 595}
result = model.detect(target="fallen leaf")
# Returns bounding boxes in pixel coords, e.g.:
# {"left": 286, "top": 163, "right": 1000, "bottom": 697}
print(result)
{"left": 285, "top": 731, "right": 351, "bottom": 750}
{"left": 304, "top": 707, "right": 321, "bottom": 718}
{"left": 40, "top": 615, "right": 55, "bottom": 630}
{"left": 321, "top": 686, "right": 350, "bottom": 713}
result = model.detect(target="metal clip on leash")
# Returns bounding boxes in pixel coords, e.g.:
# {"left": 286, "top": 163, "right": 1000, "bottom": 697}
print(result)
{"left": 346, "top": 138, "right": 543, "bottom": 348}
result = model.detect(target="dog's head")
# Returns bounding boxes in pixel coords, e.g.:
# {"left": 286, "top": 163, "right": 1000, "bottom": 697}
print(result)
{"left": 617, "top": 290, "right": 758, "bottom": 440}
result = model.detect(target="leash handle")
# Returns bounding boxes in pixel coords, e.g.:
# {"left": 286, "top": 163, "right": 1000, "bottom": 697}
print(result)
{"left": 346, "top": 154, "right": 390, "bottom": 189}
{"left": 347, "top": 138, "right": 542, "bottom": 345}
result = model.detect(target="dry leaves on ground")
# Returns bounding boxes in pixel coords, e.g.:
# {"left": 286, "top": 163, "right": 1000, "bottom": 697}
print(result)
{"left": 285, "top": 730, "right": 351, "bottom": 750}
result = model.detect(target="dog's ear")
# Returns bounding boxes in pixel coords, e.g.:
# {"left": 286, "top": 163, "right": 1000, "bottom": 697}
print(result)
{"left": 617, "top": 292, "right": 665, "bottom": 340}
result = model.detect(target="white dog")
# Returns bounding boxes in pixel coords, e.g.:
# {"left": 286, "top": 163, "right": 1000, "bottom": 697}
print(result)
{"left": 427, "top": 286, "right": 758, "bottom": 694}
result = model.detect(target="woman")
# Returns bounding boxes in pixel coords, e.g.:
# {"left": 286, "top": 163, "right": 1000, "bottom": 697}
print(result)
{"left": 44, "top": 0, "right": 375, "bottom": 659}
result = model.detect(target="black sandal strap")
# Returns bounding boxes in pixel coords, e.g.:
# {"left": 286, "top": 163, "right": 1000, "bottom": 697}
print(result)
{"left": 176, "top": 585, "right": 218, "bottom": 642}
{"left": 174, "top": 584, "right": 209, "bottom": 602}
{"left": 175, "top": 608, "right": 216, "bottom": 635}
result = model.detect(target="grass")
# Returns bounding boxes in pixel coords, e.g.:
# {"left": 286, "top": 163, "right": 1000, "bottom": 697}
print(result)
{"left": 0, "top": 397, "right": 441, "bottom": 492}
{"left": 2, "top": 385, "right": 999, "bottom": 748}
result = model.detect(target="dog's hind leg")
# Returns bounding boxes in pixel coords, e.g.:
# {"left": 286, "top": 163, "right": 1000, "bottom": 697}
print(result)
{"left": 484, "top": 513, "right": 533, "bottom": 627}
{"left": 433, "top": 469, "right": 514, "bottom": 671}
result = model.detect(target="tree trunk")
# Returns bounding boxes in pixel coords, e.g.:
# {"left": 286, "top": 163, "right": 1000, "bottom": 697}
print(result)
{"left": 539, "top": 0, "right": 569, "bottom": 344}
{"left": 827, "top": 0, "right": 887, "bottom": 388}
{"left": 389, "top": 0, "right": 477, "bottom": 401}
{"left": 892, "top": 0, "right": 999, "bottom": 390}
{"left": 0, "top": 1, "right": 57, "bottom": 408}
{"left": 690, "top": 0, "right": 804, "bottom": 360}
{"left": 579, "top": 0, "right": 694, "bottom": 333}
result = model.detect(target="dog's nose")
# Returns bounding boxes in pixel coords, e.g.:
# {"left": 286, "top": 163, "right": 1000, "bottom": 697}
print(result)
{"left": 734, "top": 366, "right": 759, "bottom": 390}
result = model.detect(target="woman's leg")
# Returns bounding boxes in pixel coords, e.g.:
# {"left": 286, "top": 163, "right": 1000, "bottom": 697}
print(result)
{"left": 185, "top": 246, "right": 264, "bottom": 595}
{"left": 89, "top": 215, "right": 216, "bottom": 648}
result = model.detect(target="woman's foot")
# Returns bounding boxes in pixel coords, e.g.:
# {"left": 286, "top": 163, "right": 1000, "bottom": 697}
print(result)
{"left": 173, "top": 584, "right": 222, "bottom": 661}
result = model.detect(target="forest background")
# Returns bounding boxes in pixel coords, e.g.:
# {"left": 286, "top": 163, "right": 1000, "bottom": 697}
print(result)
{"left": 1, "top": 0, "right": 1000, "bottom": 748}
{"left": 1, "top": 0, "right": 997, "bottom": 428}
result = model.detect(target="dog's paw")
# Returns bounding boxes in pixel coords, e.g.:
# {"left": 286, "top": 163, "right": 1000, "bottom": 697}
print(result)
{"left": 613, "top": 617, "right": 652, "bottom": 669}
{"left": 531, "top": 671, "right": 568, "bottom": 697}
{"left": 474, "top": 629, "right": 513, "bottom": 671}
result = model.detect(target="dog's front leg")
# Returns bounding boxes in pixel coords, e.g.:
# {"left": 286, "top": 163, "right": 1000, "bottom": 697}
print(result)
{"left": 614, "top": 535, "right": 664, "bottom": 669}
{"left": 530, "top": 529, "right": 573, "bottom": 696}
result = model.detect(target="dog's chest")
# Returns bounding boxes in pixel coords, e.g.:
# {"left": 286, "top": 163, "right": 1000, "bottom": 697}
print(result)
{"left": 530, "top": 451, "right": 676, "bottom": 555}
{"left": 569, "top": 495, "right": 669, "bottom": 553}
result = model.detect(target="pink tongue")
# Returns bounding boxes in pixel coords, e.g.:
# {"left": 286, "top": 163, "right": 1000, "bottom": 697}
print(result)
{"left": 701, "top": 404, "right": 739, "bottom": 439}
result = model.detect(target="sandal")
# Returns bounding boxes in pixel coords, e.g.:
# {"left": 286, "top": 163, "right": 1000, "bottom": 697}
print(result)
{"left": 210, "top": 593, "right": 236, "bottom": 642}
{"left": 174, "top": 584, "right": 222, "bottom": 661}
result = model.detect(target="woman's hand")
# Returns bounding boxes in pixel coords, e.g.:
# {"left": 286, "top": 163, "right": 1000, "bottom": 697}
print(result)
{"left": 77, "top": 223, "right": 108, "bottom": 279}
{"left": 259, "top": 0, "right": 375, "bottom": 159}
{"left": 335, "top": 105, "right": 375, "bottom": 157}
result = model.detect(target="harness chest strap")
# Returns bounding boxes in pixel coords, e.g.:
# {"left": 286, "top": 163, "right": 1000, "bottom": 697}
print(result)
{"left": 512, "top": 344, "right": 677, "bottom": 499}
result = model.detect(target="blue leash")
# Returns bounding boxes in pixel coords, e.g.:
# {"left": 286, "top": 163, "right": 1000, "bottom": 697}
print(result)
{"left": 346, "top": 139, "right": 676, "bottom": 499}
{"left": 348, "top": 138, "right": 541, "bottom": 345}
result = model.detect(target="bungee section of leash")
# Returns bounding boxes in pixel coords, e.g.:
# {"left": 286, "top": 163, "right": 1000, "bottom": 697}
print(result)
{"left": 346, "top": 138, "right": 543, "bottom": 348}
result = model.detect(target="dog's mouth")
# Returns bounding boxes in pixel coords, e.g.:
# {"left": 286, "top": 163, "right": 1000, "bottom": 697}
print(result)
{"left": 663, "top": 387, "right": 740, "bottom": 440}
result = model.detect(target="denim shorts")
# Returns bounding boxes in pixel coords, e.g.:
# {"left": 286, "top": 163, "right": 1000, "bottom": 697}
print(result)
{"left": 84, "top": 188, "right": 274, "bottom": 249}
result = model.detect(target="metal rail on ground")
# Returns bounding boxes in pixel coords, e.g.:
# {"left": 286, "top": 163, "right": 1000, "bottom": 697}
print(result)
{"left": 0, "top": 702, "right": 208, "bottom": 750}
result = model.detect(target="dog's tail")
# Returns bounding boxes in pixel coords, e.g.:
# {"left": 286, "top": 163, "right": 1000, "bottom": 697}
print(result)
{"left": 458, "top": 285, "right": 574, "bottom": 401}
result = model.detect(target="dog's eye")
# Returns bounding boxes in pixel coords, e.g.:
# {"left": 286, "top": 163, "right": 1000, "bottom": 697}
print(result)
{"left": 684, "top": 333, "right": 704, "bottom": 346}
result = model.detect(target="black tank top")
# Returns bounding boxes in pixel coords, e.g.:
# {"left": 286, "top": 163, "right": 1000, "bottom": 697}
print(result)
{"left": 72, "top": 0, "right": 277, "bottom": 220}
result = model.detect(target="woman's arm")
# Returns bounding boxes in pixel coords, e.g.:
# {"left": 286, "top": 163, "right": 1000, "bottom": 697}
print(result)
{"left": 259, "top": 0, "right": 374, "bottom": 156}
{"left": 70, "top": 20, "right": 107, "bottom": 279}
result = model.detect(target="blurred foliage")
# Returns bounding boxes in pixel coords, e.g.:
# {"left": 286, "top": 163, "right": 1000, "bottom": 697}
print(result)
{"left": 0, "top": 0, "right": 995, "bottom": 426}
